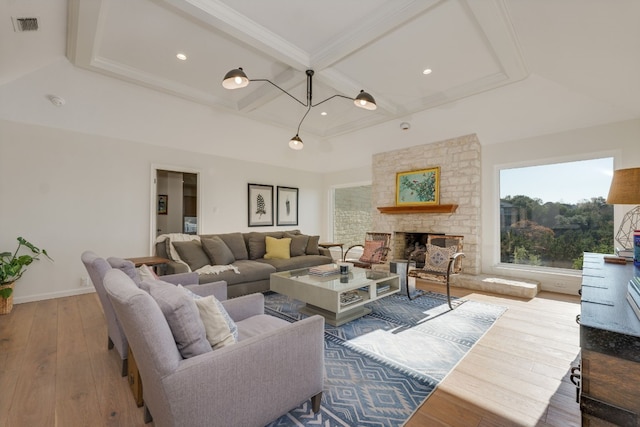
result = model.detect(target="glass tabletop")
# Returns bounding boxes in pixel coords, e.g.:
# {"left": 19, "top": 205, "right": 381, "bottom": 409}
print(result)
{"left": 275, "top": 267, "right": 396, "bottom": 291}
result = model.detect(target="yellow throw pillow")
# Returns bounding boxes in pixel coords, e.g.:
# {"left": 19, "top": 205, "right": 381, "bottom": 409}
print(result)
{"left": 263, "top": 236, "right": 291, "bottom": 259}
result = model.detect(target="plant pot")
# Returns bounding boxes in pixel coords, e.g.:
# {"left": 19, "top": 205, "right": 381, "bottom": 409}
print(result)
{"left": 0, "top": 282, "right": 15, "bottom": 315}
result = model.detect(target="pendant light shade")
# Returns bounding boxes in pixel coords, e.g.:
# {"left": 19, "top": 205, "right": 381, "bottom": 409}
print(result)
{"left": 354, "top": 90, "right": 377, "bottom": 110}
{"left": 289, "top": 135, "right": 304, "bottom": 150}
{"left": 222, "top": 68, "right": 249, "bottom": 89}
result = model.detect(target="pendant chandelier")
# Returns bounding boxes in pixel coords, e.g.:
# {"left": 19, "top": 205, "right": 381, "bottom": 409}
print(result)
{"left": 222, "top": 68, "right": 377, "bottom": 150}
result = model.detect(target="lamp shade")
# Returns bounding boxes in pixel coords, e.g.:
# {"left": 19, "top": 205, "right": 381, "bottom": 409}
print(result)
{"left": 222, "top": 68, "right": 249, "bottom": 89}
{"left": 354, "top": 90, "right": 377, "bottom": 110}
{"left": 606, "top": 167, "right": 640, "bottom": 204}
{"left": 289, "top": 135, "right": 304, "bottom": 150}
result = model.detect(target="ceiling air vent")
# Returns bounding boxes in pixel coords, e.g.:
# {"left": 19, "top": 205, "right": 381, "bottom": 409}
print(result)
{"left": 12, "top": 17, "right": 39, "bottom": 32}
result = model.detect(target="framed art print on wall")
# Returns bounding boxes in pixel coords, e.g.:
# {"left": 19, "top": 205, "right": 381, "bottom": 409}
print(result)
{"left": 248, "top": 183, "right": 274, "bottom": 227}
{"left": 396, "top": 167, "right": 440, "bottom": 206}
{"left": 157, "top": 194, "right": 168, "bottom": 215}
{"left": 277, "top": 186, "right": 298, "bottom": 226}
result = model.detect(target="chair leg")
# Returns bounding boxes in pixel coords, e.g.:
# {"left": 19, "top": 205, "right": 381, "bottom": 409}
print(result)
{"left": 121, "top": 357, "right": 128, "bottom": 377}
{"left": 108, "top": 336, "right": 114, "bottom": 350}
{"left": 143, "top": 404, "right": 153, "bottom": 424}
{"left": 311, "top": 392, "right": 322, "bottom": 413}
{"left": 445, "top": 272, "right": 453, "bottom": 310}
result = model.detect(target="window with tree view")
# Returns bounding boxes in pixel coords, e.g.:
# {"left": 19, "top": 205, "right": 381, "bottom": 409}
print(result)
{"left": 500, "top": 157, "right": 614, "bottom": 270}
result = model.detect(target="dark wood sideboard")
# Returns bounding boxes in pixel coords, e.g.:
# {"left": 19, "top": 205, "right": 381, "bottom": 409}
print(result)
{"left": 579, "top": 252, "right": 640, "bottom": 426}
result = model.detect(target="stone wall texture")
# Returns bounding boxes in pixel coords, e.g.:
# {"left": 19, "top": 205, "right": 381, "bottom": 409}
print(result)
{"left": 372, "top": 134, "right": 481, "bottom": 274}
{"left": 334, "top": 185, "right": 372, "bottom": 248}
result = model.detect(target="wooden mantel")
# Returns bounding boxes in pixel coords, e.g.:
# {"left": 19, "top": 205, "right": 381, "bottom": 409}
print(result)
{"left": 377, "top": 204, "right": 458, "bottom": 214}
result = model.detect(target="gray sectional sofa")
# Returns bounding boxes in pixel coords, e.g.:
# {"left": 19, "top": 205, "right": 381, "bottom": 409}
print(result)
{"left": 155, "top": 230, "right": 333, "bottom": 297}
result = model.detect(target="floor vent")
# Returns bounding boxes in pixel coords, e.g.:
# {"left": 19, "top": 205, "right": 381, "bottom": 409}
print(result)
{"left": 13, "top": 17, "right": 39, "bottom": 32}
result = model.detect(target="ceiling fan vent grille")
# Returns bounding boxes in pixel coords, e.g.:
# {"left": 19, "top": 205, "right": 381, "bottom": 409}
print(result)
{"left": 13, "top": 17, "right": 39, "bottom": 32}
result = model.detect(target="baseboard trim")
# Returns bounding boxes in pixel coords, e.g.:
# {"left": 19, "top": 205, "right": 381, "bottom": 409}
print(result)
{"left": 14, "top": 287, "right": 95, "bottom": 304}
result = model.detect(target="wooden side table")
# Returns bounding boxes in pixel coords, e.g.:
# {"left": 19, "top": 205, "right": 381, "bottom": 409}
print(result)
{"left": 126, "top": 256, "right": 171, "bottom": 275}
{"left": 319, "top": 243, "right": 344, "bottom": 261}
{"left": 127, "top": 348, "right": 143, "bottom": 407}
{"left": 126, "top": 256, "right": 170, "bottom": 268}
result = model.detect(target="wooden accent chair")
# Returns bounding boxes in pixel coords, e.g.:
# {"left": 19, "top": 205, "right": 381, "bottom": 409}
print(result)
{"left": 343, "top": 232, "right": 392, "bottom": 269}
{"left": 406, "top": 235, "right": 465, "bottom": 309}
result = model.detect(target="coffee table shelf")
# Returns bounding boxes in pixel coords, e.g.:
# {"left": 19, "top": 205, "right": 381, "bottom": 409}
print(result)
{"left": 271, "top": 267, "right": 400, "bottom": 326}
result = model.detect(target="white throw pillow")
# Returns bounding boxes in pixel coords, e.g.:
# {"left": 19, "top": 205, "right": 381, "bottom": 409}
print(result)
{"left": 194, "top": 296, "right": 236, "bottom": 349}
{"left": 137, "top": 264, "right": 158, "bottom": 282}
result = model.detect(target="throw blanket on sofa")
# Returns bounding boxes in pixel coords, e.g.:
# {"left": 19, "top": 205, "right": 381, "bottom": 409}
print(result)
{"left": 156, "top": 233, "right": 200, "bottom": 270}
{"left": 196, "top": 264, "right": 240, "bottom": 275}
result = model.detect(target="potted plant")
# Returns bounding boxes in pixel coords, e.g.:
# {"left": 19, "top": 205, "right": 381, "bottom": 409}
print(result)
{"left": 0, "top": 237, "right": 52, "bottom": 315}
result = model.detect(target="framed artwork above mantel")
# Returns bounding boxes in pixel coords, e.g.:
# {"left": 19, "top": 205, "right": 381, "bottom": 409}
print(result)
{"left": 396, "top": 167, "right": 440, "bottom": 206}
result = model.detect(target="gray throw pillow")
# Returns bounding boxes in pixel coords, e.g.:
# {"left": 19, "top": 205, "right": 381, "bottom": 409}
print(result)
{"left": 172, "top": 240, "right": 210, "bottom": 271}
{"left": 247, "top": 232, "right": 284, "bottom": 259}
{"left": 306, "top": 235, "right": 320, "bottom": 255}
{"left": 140, "top": 279, "right": 211, "bottom": 358}
{"left": 218, "top": 232, "right": 248, "bottom": 260}
{"left": 285, "top": 233, "right": 309, "bottom": 257}
{"left": 201, "top": 236, "right": 235, "bottom": 265}
{"left": 107, "top": 257, "right": 141, "bottom": 285}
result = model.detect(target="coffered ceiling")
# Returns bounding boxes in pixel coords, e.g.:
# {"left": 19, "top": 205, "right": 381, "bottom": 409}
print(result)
{"left": 1, "top": 0, "right": 639, "bottom": 171}
{"left": 66, "top": 0, "right": 529, "bottom": 138}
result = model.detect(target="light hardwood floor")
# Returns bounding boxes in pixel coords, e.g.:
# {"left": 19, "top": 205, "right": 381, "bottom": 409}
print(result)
{"left": 0, "top": 282, "right": 581, "bottom": 427}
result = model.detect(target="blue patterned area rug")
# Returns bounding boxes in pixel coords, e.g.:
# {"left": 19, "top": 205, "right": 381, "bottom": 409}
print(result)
{"left": 264, "top": 290, "right": 506, "bottom": 427}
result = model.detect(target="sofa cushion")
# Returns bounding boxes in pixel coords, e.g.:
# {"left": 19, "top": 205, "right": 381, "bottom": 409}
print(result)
{"left": 173, "top": 240, "right": 210, "bottom": 271}
{"left": 140, "top": 279, "right": 211, "bottom": 359}
{"left": 236, "top": 314, "right": 290, "bottom": 341}
{"left": 194, "top": 296, "right": 236, "bottom": 349}
{"left": 256, "top": 254, "right": 333, "bottom": 272}
{"left": 285, "top": 233, "right": 309, "bottom": 257}
{"left": 198, "top": 259, "right": 276, "bottom": 285}
{"left": 306, "top": 235, "right": 320, "bottom": 255}
{"left": 246, "top": 232, "right": 284, "bottom": 260}
{"left": 218, "top": 232, "right": 248, "bottom": 261}
{"left": 264, "top": 236, "right": 291, "bottom": 260}
{"left": 201, "top": 236, "right": 235, "bottom": 265}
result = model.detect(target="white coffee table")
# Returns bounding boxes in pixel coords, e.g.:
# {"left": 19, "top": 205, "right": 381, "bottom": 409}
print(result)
{"left": 270, "top": 267, "right": 400, "bottom": 326}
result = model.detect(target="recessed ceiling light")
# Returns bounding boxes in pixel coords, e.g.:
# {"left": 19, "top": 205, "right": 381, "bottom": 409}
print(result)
{"left": 423, "top": 68, "right": 432, "bottom": 75}
{"left": 321, "top": 111, "right": 327, "bottom": 116}
{"left": 176, "top": 53, "right": 187, "bottom": 61}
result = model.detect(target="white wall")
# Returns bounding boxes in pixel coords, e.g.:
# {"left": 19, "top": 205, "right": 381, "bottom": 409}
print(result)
{"left": 0, "top": 119, "right": 325, "bottom": 303}
{"left": 481, "top": 118, "right": 640, "bottom": 294}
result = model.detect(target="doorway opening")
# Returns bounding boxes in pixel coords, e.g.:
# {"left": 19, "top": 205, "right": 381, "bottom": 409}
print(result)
{"left": 151, "top": 167, "right": 200, "bottom": 254}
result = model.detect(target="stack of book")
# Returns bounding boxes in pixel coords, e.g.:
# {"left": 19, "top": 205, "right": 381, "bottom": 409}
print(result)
{"left": 340, "top": 291, "right": 362, "bottom": 306}
{"left": 377, "top": 284, "right": 391, "bottom": 295}
{"left": 308, "top": 263, "right": 339, "bottom": 276}
{"left": 628, "top": 276, "right": 640, "bottom": 320}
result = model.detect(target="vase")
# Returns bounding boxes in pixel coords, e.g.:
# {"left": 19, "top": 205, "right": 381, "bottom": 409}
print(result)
{"left": 0, "top": 282, "right": 15, "bottom": 315}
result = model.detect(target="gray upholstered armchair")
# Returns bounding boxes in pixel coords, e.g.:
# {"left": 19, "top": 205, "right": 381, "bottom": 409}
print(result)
{"left": 81, "top": 251, "right": 224, "bottom": 376}
{"left": 103, "top": 268, "right": 325, "bottom": 427}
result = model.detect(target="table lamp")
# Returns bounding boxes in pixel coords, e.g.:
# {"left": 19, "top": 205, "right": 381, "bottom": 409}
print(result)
{"left": 606, "top": 167, "right": 640, "bottom": 254}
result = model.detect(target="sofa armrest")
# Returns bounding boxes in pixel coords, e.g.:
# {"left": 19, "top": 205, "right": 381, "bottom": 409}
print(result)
{"left": 185, "top": 281, "right": 228, "bottom": 301}
{"left": 164, "top": 315, "right": 325, "bottom": 426}
{"left": 163, "top": 260, "right": 189, "bottom": 275}
{"left": 161, "top": 272, "right": 198, "bottom": 286}
{"left": 221, "top": 293, "right": 264, "bottom": 321}
{"left": 319, "top": 247, "right": 331, "bottom": 257}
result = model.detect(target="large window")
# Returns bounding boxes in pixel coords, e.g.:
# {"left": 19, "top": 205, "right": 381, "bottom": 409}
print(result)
{"left": 500, "top": 157, "right": 614, "bottom": 270}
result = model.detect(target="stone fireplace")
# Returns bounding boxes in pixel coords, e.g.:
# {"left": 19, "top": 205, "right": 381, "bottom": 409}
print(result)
{"left": 393, "top": 231, "right": 443, "bottom": 267}
{"left": 371, "top": 134, "right": 481, "bottom": 275}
